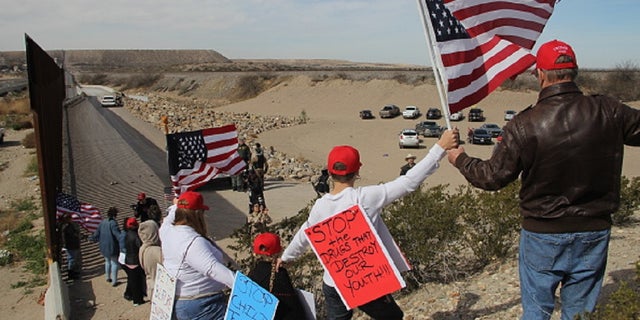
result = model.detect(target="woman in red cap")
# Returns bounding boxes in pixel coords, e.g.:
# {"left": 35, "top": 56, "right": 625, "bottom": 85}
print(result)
{"left": 249, "top": 232, "right": 306, "bottom": 320}
{"left": 122, "top": 217, "right": 145, "bottom": 306}
{"left": 159, "top": 191, "right": 235, "bottom": 320}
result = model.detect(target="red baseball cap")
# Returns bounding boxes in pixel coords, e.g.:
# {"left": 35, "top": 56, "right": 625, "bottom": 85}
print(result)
{"left": 536, "top": 40, "right": 578, "bottom": 70}
{"left": 327, "top": 145, "right": 362, "bottom": 175}
{"left": 253, "top": 232, "right": 282, "bottom": 256}
{"left": 137, "top": 192, "right": 146, "bottom": 200}
{"left": 177, "top": 191, "right": 209, "bottom": 211}
{"left": 125, "top": 217, "right": 138, "bottom": 229}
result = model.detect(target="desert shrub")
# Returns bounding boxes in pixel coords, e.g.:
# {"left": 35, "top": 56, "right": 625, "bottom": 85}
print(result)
{"left": 455, "top": 182, "right": 521, "bottom": 265}
{"left": 11, "top": 198, "right": 37, "bottom": 212}
{"left": 601, "top": 61, "right": 640, "bottom": 102}
{"left": 236, "top": 75, "right": 265, "bottom": 100}
{"left": 579, "top": 282, "right": 640, "bottom": 320}
{"left": 21, "top": 131, "right": 36, "bottom": 148}
{"left": 3, "top": 211, "right": 46, "bottom": 276}
{"left": 23, "top": 156, "right": 38, "bottom": 177}
{"left": 385, "top": 185, "right": 465, "bottom": 287}
{"left": 500, "top": 74, "right": 538, "bottom": 92}
{"left": 616, "top": 176, "right": 640, "bottom": 225}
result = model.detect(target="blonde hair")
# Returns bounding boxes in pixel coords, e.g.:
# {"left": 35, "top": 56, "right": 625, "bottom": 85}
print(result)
{"left": 173, "top": 207, "right": 209, "bottom": 238}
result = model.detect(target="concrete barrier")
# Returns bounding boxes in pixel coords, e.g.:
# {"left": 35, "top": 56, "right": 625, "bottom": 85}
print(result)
{"left": 44, "top": 261, "right": 69, "bottom": 320}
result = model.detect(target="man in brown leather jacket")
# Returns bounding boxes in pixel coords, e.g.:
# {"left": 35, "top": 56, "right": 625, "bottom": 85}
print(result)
{"left": 447, "top": 40, "right": 640, "bottom": 319}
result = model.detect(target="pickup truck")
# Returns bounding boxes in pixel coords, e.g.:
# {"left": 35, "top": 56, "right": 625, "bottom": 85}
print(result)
{"left": 0, "top": 127, "right": 4, "bottom": 144}
{"left": 402, "top": 106, "right": 421, "bottom": 119}
{"left": 379, "top": 104, "right": 401, "bottom": 118}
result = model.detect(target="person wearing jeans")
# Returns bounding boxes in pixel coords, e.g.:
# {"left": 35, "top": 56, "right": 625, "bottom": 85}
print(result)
{"left": 90, "top": 207, "right": 121, "bottom": 286}
{"left": 447, "top": 39, "right": 640, "bottom": 319}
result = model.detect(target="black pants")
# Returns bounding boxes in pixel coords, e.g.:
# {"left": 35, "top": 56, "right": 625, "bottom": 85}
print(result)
{"left": 122, "top": 265, "right": 146, "bottom": 304}
{"left": 322, "top": 282, "right": 403, "bottom": 320}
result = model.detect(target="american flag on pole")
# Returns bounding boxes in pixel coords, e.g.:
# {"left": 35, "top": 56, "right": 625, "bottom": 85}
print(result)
{"left": 56, "top": 193, "right": 102, "bottom": 233}
{"left": 166, "top": 124, "right": 246, "bottom": 194}
{"left": 419, "top": 0, "right": 556, "bottom": 113}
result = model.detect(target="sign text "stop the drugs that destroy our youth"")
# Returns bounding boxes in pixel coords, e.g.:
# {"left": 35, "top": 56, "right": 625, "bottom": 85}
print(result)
{"left": 305, "top": 206, "right": 397, "bottom": 298}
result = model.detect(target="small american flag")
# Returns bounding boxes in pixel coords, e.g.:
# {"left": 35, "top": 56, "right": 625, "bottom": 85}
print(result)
{"left": 56, "top": 193, "right": 102, "bottom": 233}
{"left": 419, "top": 0, "right": 555, "bottom": 112}
{"left": 167, "top": 124, "right": 246, "bottom": 194}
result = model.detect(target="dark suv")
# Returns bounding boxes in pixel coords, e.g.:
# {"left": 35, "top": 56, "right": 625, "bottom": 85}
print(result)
{"left": 468, "top": 108, "right": 485, "bottom": 122}
{"left": 426, "top": 108, "right": 442, "bottom": 119}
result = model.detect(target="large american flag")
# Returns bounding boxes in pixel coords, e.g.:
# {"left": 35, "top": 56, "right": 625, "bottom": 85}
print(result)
{"left": 420, "top": 0, "right": 556, "bottom": 113}
{"left": 166, "top": 124, "right": 246, "bottom": 194}
{"left": 56, "top": 193, "right": 102, "bottom": 233}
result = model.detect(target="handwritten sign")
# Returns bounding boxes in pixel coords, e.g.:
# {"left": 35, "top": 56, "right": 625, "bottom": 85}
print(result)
{"left": 149, "top": 263, "right": 176, "bottom": 320}
{"left": 304, "top": 204, "right": 405, "bottom": 309}
{"left": 225, "top": 271, "right": 278, "bottom": 320}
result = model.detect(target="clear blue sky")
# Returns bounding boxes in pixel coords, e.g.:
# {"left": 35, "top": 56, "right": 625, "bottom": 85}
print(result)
{"left": 0, "top": 0, "right": 637, "bottom": 69}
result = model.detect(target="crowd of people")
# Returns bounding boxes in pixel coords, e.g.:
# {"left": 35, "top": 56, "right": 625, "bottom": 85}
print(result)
{"left": 56, "top": 40, "right": 640, "bottom": 320}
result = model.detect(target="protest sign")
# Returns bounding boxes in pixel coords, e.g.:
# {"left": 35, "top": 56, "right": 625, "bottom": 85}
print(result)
{"left": 304, "top": 204, "right": 405, "bottom": 309}
{"left": 150, "top": 263, "right": 176, "bottom": 320}
{"left": 225, "top": 271, "right": 278, "bottom": 320}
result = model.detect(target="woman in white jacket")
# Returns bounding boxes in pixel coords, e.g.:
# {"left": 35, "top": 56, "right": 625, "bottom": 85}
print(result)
{"left": 160, "top": 191, "right": 235, "bottom": 320}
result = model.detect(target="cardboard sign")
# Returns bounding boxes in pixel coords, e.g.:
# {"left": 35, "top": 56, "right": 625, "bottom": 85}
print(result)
{"left": 225, "top": 271, "right": 279, "bottom": 320}
{"left": 149, "top": 264, "right": 176, "bottom": 320}
{"left": 304, "top": 204, "right": 405, "bottom": 310}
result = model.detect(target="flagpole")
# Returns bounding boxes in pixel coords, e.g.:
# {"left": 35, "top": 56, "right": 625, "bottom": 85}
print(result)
{"left": 416, "top": 0, "right": 452, "bottom": 130}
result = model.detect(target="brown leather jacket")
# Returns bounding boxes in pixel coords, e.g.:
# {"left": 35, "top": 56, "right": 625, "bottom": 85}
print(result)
{"left": 455, "top": 82, "right": 640, "bottom": 233}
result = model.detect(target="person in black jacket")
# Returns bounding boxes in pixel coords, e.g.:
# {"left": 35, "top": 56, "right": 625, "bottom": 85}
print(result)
{"left": 447, "top": 39, "right": 640, "bottom": 319}
{"left": 122, "top": 217, "right": 146, "bottom": 306}
{"left": 133, "top": 192, "right": 158, "bottom": 222}
{"left": 248, "top": 232, "right": 306, "bottom": 320}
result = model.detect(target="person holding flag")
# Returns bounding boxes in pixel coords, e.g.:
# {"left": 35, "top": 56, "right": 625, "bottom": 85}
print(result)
{"left": 279, "top": 129, "right": 458, "bottom": 320}
{"left": 447, "top": 40, "right": 640, "bottom": 319}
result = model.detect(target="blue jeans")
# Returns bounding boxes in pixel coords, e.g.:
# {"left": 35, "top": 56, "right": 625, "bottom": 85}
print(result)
{"left": 66, "top": 248, "right": 81, "bottom": 273}
{"left": 322, "top": 282, "right": 403, "bottom": 320}
{"left": 104, "top": 255, "right": 119, "bottom": 283}
{"left": 519, "top": 228, "right": 610, "bottom": 320}
{"left": 174, "top": 292, "right": 227, "bottom": 320}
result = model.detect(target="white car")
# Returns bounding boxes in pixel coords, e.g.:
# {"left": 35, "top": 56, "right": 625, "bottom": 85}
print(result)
{"left": 100, "top": 95, "right": 117, "bottom": 107}
{"left": 504, "top": 110, "right": 517, "bottom": 121}
{"left": 402, "top": 106, "right": 421, "bottom": 119}
{"left": 399, "top": 129, "right": 420, "bottom": 148}
{"left": 450, "top": 111, "right": 464, "bottom": 121}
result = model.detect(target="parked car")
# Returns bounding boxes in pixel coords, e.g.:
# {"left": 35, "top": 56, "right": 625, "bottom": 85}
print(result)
{"left": 480, "top": 123, "right": 503, "bottom": 137}
{"left": 398, "top": 129, "right": 420, "bottom": 148}
{"left": 359, "top": 109, "right": 375, "bottom": 119}
{"left": 450, "top": 111, "right": 464, "bottom": 121}
{"left": 402, "top": 106, "right": 421, "bottom": 119}
{"left": 0, "top": 127, "right": 4, "bottom": 144}
{"left": 100, "top": 95, "right": 117, "bottom": 107}
{"left": 379, "top": 104, "right": 401, "bottom": 118}
{"left": 470, "top": 128, "right": 493, "bottom": 145}
{"left": 426, "top": 108, "right": 442, "bottom": 119}
{"left": 504, "top": 110, "right": 517, "bottom": 121}
{"left": 468, "top": 108, "right": 485, "bottom": 122}
{"left": 415, "top": 121, "right": 443, "bottom": 137}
